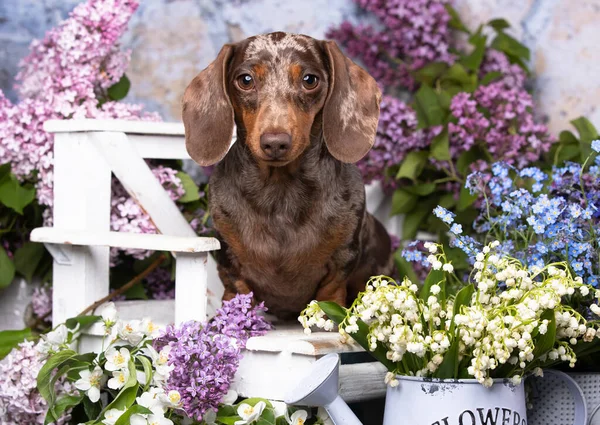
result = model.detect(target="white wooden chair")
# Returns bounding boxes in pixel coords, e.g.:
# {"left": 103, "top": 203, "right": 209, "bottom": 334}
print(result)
{"left": 31, "top": 119, "right": 395, "bottom": 400}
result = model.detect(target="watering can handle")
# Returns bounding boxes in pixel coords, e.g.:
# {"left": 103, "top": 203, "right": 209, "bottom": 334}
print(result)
{"left": 542, "top": 370, "right": 588, "bottom": 425}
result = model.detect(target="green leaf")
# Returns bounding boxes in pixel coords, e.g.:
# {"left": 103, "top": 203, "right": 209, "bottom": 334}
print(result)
{"left": 45, "top": 394, "right": 84, "bottom": 425}
{"left": 414, "top": 85, "right": 445, "bottom": 128}
{"left": 0, "top": 163, "right": 10, "bottom": 180}
{"left": 104, "top": 384, "right": 139, "bottom": 413}
{"left": 396, "top": 151, "right": 428, "bottom": 181}
{"left": 394, "top": 253, "right": 420, "bottom": 284}
{"left": 457, "top": 186, "right": 477, "bottom": 211}
{"left": 402, "top": 204, "right": 429, "bottom": 240}
{"left": 442, "top": 63, "right": 477, "bottom": 93}
{"left": 37, "top": 349, "right": 78, "bottom": 406}
{"left": 430, "top": 129, "right": 450, "bottom": 161}
{"left": 318, "top": 301, "right": 395, "bottom": 371}
{"left": 435, "top": 337, "right": 460, "bottom": 379}
{"left": 0, "top": 328, "right": 32, "bottom": 359}
{"left": 391, "top": 189, "right": 418, "bottom": 215}
{"left": 404, "top": 182, "right": 437, "bottom": 196}
{"left": 419, "top": 269, "right": 445, "bottom": 301}
{"left": 256, "top": 408, "right": 276, "bottom": 425}
{"left": 445, "top": 4, "right": 470, "bottom": 33}
{"left": 0, "top": 172, "right": 36, "bottom": 214}
{"left": 491, "top": 32, "right": 530, "bottom": 61}
{"left": 236, "top": 398, "right": 273, "bottom": 409}
{"left": 451, "top": 284, "right": 475, "bottom": 333}
{"left": 114, "top": 405, "right": 153, "bottom": 425}
{"left": 176, "top": 171, "right": 200, "bottom": 203}
{"left": 456, "top": 148, "right": 482, "bottom": 175}
{"left": 413, "top": 62, "right": 449, "bottom": 85}
{"left": 480, "top": 71, "right": 503, "bottom": 85}
{"left": 570, "top": 116, "right": 599, "bottom": 161}
{"left": 217, "top": 416, "right": 241, "bottom": 425}
{"left": 107, "top": 74, "right": 131, "bottom": 101}
{"left": 533, "top": 309, "right": 557, "bottom": 357}
{"left": 487, "top": 18, "right": 510, "bottom": 31}
{"left": 123, "top": 282, "right": 148, "bottom": 300}
{"left": 138, "top": 355, "right": 153, "bottom": 390}
{"left": 460, "top": 32, "right": 487, "bottom": 72}
{"left": 13, "top": 242, "right": 46, "bottom": 282}
{"left": 83, "top": 395, "right": 102, "bottom": 421}
{"left": 0, "top": 246, "right": 15, "bottom": 289}
{"left": 65, "top": 315, "right": 101, "bottom": 331}
{"left": 559, "top": 130, "right": 580, "bottom": 145}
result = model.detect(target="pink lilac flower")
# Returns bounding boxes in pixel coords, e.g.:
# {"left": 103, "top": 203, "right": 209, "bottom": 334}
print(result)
{"left": 154, "top": 293, "right": 271, "bottom": 421}
{"left": 31, "top": 286, "right": 52, "bottom": 324}
{"left": 0, "top": 341, "right": 72, "bottom": 425}
{"left": 480, "top": 49, "right": 527, "bottom": 89}
{"left": 145, "top": 267, "right": 175, "bottom": 300}
{"left": 327, "top": 0, "right": 454, "bottom": 91}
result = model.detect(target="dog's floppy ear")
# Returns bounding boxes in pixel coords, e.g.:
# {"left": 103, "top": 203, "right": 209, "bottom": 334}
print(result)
{"left": 322, "top": 41, "right": 381, "bottom": 164}
{"left": 183, "top": 44, "right": 235, "bottom": 166}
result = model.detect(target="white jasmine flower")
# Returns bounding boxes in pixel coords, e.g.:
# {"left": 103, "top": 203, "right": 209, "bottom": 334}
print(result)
{"left": 235, "top": 401, "right": 266, "bottom": 425}
{"left": 105, "top": 347, "right": 130, "bottom": 371}
{"left": 286, "top": 409, "right": 308, "bottom": 425}
{"left": 75, "top": 366, "right": 104, "bottom": 402}
{"left": 100, "top": 302, "right": 118, "bottom": 324}
{"left": 117, "top": 320, "right": 144, "bottom": 345}
{"left": 107, "top": 368, "right": 130, "bottom": 390}
{"left": 37, "top": 324, "right": 69, "bottom": 353}
{"left": 137, "top": 388, "right": 167, "bottom": 416}
{"left": 130, "top": 414, "right": 173, "bottom": 425}
{"left": 158, "top": 390, "right": 182, "bottom": 408}
{"left": 102, "top": 408, "right": 126, "bottom": 425}
{"left": 141, "top": 318, "right": 161, "bottom": 338}
{"left": 221, "top": 389, "right": 238, "bottom": 405}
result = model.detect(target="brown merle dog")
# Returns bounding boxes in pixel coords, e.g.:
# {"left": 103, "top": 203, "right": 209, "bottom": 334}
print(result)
{"left": 182, "top": 32, "right": 393, "bottom": 319}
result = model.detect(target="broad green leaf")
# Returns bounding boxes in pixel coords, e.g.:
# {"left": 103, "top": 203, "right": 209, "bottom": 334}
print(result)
{"left": 318, "top": 301, "right": 395, "bottom": 371}
{"left": 0, "top": 164, "right": 10, "bottom": 180}
{"left": 491, "top": 32, "right": 530, "bottom": 61}
{"left": 570, "top": 116, "right": 599, "bottom": 161}
{"left": 430, "top": 129, "right": 450, "bottom": 161}
{"left": 419, "top": 269, "right": 444, "bottom": 301}
{"left": 402, "top": 204, "right": 429, "bottom": 240}
{"left": 442, "top": 63, "right": 477, "bottom": 93}
{"left": 434, "top": 337, "right": 460, "bottom": 379}
{"left": 456, "top": 148, "right": 482, "bottom": 175}
{"left": 457, "top": 186, "right": 477, "bottom": 211}
{"left": 83, "top": 397, "right": 102, "bottom": 422}
{"left": 114, "top": 405, "right": 153, "bottom": 425}
{"left": 65, "top": 315, "right": 101, "bottom": 331}
{"left": 217, "top": 405, "right": 237, "bottom": 417}
{"left": 438, "top": 193, "right": 457, "bottom": 209}
{"left": 391, "top": 189, "right": 417, "bottom": 216}
{"left": 396, "top": 151, "right": 428, "bottom": 181}
{"left": 46, "top": 394, "right": 84, "bottom": 425}
{"left": 460, "top": 31, "right": 487, "bottom": 72}
{"left": 37, "top": 349, "right": 78, "bottom": 405}
{"left": 404, "top": 182, "right": 437, "bottom": 196}
{"left": 487, "top": 18, "right": 510, "bottom": 31}
{"left": 138, "top": 355, "right": 154, "bottom": 390}
{"left": 445, "top": 4, "right": 470, "bottom": 33}
{"left": 101, "top": 360, "right": 139, "bottom": 414}
{"left": 451, "top": 284, "right": 475, "bottom": 333}
{"left": 107, "top": 74, "right": 131, "bottom": 101}
{"left": 0, "top": 172, "right": 36, "bottom": 214}
{"left": 480, "top": 71, "right": 503, "bottom": 85}
{"left": 123, "top": 282, "right": 148, "bottom": 300}
{"left": 554, "top": 144, "right": 581, "bottom": 165}
{"left": 0, "top": 246, "right": 15, "bottom": 289}
{"left": 413, "top": 62, "right": 449, "bottom": 85}
{"left": 559, "top": 130, "right": 579, "bottom": 145}
{"left": 0, "top": 328, "right": 32, "bottom": 359}
{"left": 236, "top": 398, "right": 273, "bottom": 409}
{"left": 256, "top": 407, "right": 276, "bottom": 425}
{"left": 394, "top": 253, "right": 420, "bottom": 285}
{"left": 14, "top": 242, "right": 46, "bottom": 282}
{"left": 276, "top": 417, "right": 288, "bottom": 425}
{"left": 532, "top": 309, "right": 557, "bottom": 357}
{"left": 217, "top": 416, "right": 241, "bottom": 425}
{"left": 176, "top": 171, "right": 201, "bottom": 203}
{"left": 414, "top": 85, "right": 445, "bottom": 128}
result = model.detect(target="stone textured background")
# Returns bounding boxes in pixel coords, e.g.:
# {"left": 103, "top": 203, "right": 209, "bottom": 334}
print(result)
{"left": 0, "top": 0, "right": 599, "bottom": 329}
{"left": 1, "top": 0, "right": 599, "bottom": 134}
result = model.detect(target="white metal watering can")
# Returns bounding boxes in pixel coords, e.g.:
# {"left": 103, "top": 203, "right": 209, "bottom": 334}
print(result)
{"left": 285, "top": 354, "right": 588, "bottom": 425}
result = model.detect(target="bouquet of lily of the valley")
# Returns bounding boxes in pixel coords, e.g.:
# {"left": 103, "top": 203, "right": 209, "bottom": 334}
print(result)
{"left": 300, "top": 242, "right": 600, "bottom": 387}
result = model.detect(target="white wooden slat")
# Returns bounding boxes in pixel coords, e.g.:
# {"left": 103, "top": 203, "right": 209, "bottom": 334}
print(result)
{"left": 175, "top": 253, "right": 209, "bottom": 324}
{"left": 31, "top": 227, "right": 220, "bottom": 253}
{"left": 45, "top": 119, "right": 185, "bottom": 136}
{"left": 365, "top": 181, "right": 385, "bottom": 213}
{"left": 127, "top": 134, "right": 190, "bottom": 160}
{"left": 52, "top": 132, "right": 112, "bottom": 326}
{"left": 89, "top": 131, "right": 197, "bottom": 238}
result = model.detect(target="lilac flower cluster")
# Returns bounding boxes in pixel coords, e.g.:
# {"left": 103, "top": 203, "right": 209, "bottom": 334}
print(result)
{"left": 479, "top": 49, "right": 527, "bottom": 89}
{"left": 0, "top": 0, "right": 160, "bottom": 213}
{"left": 0, "top": 341, "right": 72, "bottom": 424}
{"left": 327, "top": 0, "right": 454, "bottom": 90}
{"left": 144, "top": 267, "right": 175, "bottom": 300}
{"left": 448, "top": 81, "right": 553, "bottom": 169}
{"left": 357, "top": 96, "right": 440, "bottom": 187}
{"left": 31, "top": 286, "right": 53, "bottom": 324}
{"left": 154, "top": 294, "right": 271, "bottom": 421}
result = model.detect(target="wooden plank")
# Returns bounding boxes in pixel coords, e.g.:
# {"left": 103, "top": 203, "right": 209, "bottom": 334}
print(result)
{"left": 175, "top": 253, "right": 209, "bottom": 324}
{"left": 31, "top": 227, "right": 220, "bottom": 253}
{"left": 52, "top": 132, "right": 112, "bottom": 325}
{"left": 45, "top": 119, "right": 185, "bottom": 136}
{"left": 245, "top": 323, "right": 362, "bottom": 356}
{"left": 127, "top": 134, "right": 190, "bottom": 160}
{"left": 339, "top": 362, "right": 387, "bottom": 402}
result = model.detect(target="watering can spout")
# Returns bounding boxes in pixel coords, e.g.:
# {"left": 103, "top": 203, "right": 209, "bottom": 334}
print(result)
{"left": 284, "top": 353, "right": 363, "bottom": 425}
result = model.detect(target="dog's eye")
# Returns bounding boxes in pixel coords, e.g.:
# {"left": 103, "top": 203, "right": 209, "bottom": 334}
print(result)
{"left": 237, "top": 74, "right": 254, "bottom": 90}
{"left": 302, "top": 74, "right": 319, "bottom": 90}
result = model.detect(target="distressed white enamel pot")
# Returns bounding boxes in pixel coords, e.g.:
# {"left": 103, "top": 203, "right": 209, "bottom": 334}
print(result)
{"left": 383, "top": 376, "right": 527, "bottom": 425}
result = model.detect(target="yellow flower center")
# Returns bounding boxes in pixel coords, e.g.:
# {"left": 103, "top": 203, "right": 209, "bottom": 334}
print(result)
{"left": 115, "top": 353, "right": 124, "bottom": 364}
{"left": 244, "top": 406, "right": 254, "bottom": 416}
{"left": 298, "top": 419, "right": 305, "bottom": 425}
{"left": 89, "top": 375, "right": 101, "bottom": 387}
{"left": 125, "top": 324, "right": 133, "bottom": 332}
{"left": 118, "top": 373, "right": 126, "bottom": 383}
{"left": 169, "top": 392, "right": 180, "bottom": 404}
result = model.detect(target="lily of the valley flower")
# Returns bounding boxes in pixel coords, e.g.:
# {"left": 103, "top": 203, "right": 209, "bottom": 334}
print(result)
{"left": 235, "top": 401, "right": 266, "bottom": 425}
{"left": 75, "top": 365, "right": 104, "bottom": 402}
{"left": 102, "top": 408, "right": 126, "bottom": 425}
{"left": 105, "top": 347, "right": 131, "bottom": 371}
{"left": 107, "top": 368, "right": 130, "bottom": 390}
{"left": 286, "top": 409, "right": 308, "bottom": 425}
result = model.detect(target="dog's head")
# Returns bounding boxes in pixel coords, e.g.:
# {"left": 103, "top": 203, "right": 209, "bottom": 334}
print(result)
{"left": 182, "top": 32, "right": 381, "bottom": 167}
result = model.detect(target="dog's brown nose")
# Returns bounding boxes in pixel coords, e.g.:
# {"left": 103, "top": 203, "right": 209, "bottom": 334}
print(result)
{"left": 260, "top": 133, "right": 291, "bottom": 159}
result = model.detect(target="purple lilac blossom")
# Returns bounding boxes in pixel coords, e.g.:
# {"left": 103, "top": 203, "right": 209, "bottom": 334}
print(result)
{"left": 0, "top": 341, "right": 72, "bottom": 425}
{"left": 31, "top": 286, "right": 53, "bottom": 324}
{"left": 154, "top": 293, "right": 271, "bottom": 421}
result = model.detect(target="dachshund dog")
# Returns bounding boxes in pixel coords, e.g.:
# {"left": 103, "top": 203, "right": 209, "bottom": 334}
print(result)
{"left": 182, "top": 32, "right": 393, "bottom": 319}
